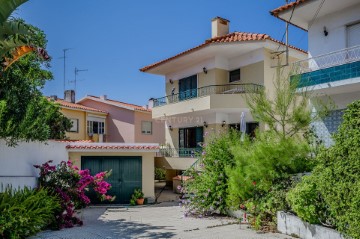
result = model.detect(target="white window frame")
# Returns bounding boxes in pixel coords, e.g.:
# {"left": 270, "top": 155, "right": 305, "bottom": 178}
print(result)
{"left": 87, "top": 116, "right": 106, "bottom": 135}
{"left": 141, "top": 121, "right": 152, "bottom": 135}
{"left": 69, "top": 118, "right": 79, "bottom": 133}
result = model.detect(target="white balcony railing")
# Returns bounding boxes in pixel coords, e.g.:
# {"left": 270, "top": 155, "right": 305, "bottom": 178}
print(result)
{"left": 292, "top": 45, "right": 360, "bottom": 75}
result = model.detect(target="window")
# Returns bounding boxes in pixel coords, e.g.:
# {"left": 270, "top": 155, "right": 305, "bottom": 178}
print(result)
{"left": 347, "top": 22, "right": 360, "bottom": 47}
{"left": 141, "top": 121, "right": 152, "bottom": 135}
{"left": 69, "top": 119, "right": 79, "bottom": 132}
{"left": 179, "top": 75, "right": 197, "bottom": 101}
{"left": 229, "top": 69, "right": 241, "bottom": 82}
{"left": 87, "top": 120, "right": 105, "bottom": 135}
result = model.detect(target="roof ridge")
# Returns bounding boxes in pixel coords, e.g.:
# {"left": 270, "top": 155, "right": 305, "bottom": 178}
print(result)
{"left": 85, "top": 95, "right": 151, "bottom": 112}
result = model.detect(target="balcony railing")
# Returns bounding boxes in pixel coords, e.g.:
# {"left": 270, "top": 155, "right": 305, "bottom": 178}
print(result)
{"left": 156, "top": 148, "right": 201, "bottom": 158}
{"left": 292, "top": 45, "right": 360, "bottom": 75}
{"left": 153, "top": 83, "right": 263, "bottom": 107}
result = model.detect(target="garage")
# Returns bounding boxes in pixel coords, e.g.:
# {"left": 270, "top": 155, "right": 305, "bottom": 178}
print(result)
{"left": 82, "top": 156, "right": 142, "bottom": 204}
{"left": 66, "top": 142, "right": 159, "bottom": 204}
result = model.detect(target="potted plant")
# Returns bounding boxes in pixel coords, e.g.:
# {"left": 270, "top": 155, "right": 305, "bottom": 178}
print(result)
{"left": 131, "top": 188, "right": 144, "bottom": 205}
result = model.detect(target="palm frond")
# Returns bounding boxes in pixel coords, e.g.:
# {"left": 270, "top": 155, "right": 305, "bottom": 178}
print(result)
{"left": 0, "top": 0, "right": 29, "bottom": 24}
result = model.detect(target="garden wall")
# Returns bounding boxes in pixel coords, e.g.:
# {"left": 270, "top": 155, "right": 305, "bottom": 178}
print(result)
{"left": 0, "top": 140, "right": 68, "bottom": 191}
{"left": 277, "top": 211, "right": 345, "bottom": 239}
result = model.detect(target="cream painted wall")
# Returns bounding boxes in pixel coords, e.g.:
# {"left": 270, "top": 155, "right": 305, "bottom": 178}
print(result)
{"left": 61, "top": 108, "right": 87, "bottom": 140}
{"left": 240, "top": 61, "right": 264, "bottom": 85}
{"left": 69, "top": 151, "right": 155, "bottom": 198}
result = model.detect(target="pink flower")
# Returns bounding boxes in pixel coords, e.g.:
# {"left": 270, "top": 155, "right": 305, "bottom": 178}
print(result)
{"left": 73, "top": 166, "right": 79, "bottom": 170}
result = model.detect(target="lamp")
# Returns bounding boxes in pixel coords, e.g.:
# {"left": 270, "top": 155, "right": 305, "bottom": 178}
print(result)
{"left": 203, "top": 121, "right": 208, "bottom": 128}
{"left": 203, "top": 67, "right": 208, "bottom": 74}
{"left": 168, "top": 125, "right": 173, "bottom": 131}
{"left": 169, "top": 79, "right": 174, "bottom": 84}
{"left": 221, "top": 121, "right": 226, "bottom": 127}
{"left": 323, "top": 27, "right": 328, "bottom": 36}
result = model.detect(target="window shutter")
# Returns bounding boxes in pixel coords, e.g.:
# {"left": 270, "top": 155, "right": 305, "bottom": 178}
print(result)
{"left": 347, "top": 22, "right": 360, "bottom": 47}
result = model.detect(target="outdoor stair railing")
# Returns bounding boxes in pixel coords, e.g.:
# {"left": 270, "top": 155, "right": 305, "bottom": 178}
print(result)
{"left": 153, "top": 83, "right": 264, "bottom": 107}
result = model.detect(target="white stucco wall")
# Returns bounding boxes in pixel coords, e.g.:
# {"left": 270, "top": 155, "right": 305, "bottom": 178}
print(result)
{"left": 308, "top": 4, "right": 360, "bottom": 57}
{"left": 0, "top": 140, "right": 68, "bottom": 191}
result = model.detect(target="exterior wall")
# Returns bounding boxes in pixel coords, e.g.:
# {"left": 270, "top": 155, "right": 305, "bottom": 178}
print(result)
{"left": 308, "top": 4, "right": 360, "bottom": 57}
{"left": 61, "top": 108, "right": 87, "bottom": 140}
{"left": 80, "top": 100, "right": 135, "bottom": 143}
{"left": 69, "top": 151, "right": 155, "bottom": 198}
{"left": 240, "top": 61, "right": 264, "bottom": 85}
{"left": 165, "top": 125, "right": 179, "bottom": 149}
{"left": 134, "top": 111, "right": 165, "bottom": 144}
{"left": 0, "top": 140, "right": 68, "bottom": 191}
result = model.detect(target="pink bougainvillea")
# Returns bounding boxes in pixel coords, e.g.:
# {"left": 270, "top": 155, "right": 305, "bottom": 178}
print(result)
{"left": 34, "top": 160, "right": 115, "bottom": 229}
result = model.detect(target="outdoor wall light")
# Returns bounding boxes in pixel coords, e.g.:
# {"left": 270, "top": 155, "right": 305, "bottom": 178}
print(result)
{"left": 222, "top": 121, "right": 226, "bottom": 127}
{"left": 203, "top": 67, "right": 208, "bottom": 74}
{"left": 323, "top": 27, "right": 328, "bottom": 36}
{"left": 168, "top": 125, "right": 173, "bottom": 131}
{"left": 203, "top": 121, "right": 208, "bottom": 128}
{"left": 169, "top": 79, "right": 174, "bottom": 84}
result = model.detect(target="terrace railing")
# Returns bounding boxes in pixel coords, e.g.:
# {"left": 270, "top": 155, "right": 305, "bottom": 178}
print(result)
{"left": 156, "top": 148, "right": 201, "bottom": 158}
{"left": 153, "top": 83, "right": 263, "bottom": 107}
{"left": 292, "top": 45, "right": 360, "bottom": 75}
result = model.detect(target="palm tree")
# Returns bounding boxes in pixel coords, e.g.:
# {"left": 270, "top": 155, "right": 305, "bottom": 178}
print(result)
{"left": 0, "top": 0, "right": 48, "bottom": 71}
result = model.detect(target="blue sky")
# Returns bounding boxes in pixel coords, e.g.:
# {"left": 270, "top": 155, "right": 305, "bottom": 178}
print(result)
{"left": 18, "top": 0, "right": 307, "bottom": 106}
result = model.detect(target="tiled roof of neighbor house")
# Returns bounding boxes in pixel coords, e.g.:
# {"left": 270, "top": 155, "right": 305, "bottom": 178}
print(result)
{"left": 270, "top": 0, "right": 309, "bottom": 16}
{"left": 83, "top": 95, "right": 152, "bottom": 112}
{"left": 140, "top": 32, "right": 307, "bottom": 72}
{"left": 66, "top": 144, "right": 159, "bottom": 150}
{"left": 54, "top": 140, "right": 93, "bottom": 143}
{"left": 50, "top": 98, "right": 107, "bottom": 114}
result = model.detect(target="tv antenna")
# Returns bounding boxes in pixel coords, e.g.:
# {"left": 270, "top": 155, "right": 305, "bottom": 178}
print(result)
{"left": 69, "top": 67, "right": 88, "bottom": 93}
{"left": 59, "top": 48, "right": 72, "bottom": 92}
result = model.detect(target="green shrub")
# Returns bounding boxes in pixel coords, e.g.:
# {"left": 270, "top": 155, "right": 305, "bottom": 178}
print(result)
{"left": 287, "top": 175, "right": 331, "bottom": 225}
{"left": 154, "top": 168, "right": 166, "bottom": 180}
{"left": 0, "top": 187, "right": 60, "bottom": 239}
{"left": 304, "top": 100, "right": 360, "bottom": 238}
{"left": 183, "top": 131, "right": 240, "bottom": 215}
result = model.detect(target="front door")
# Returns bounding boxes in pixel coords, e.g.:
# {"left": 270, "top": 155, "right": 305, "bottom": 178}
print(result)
{"left": 81, "top": 156, "right": 142, "bottom": 204}
{"left": 179, "top": 75, "right": 197, "bottom": 101}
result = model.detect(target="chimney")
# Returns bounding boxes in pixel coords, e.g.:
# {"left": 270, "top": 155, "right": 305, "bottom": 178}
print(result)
{"left": 211, "top": 17, "right": 230, "bottom": 38}
{"left": 50, "top": 95, "right": 58, "bottom": 101}
{"left": 100, "top": 95, "right": 107, "bottom": 100}
{"left": 64, "top": 90, "right": 75, "bottom": 103}
{"left": 148, "top": 98, "right": 154, "bottom": 109}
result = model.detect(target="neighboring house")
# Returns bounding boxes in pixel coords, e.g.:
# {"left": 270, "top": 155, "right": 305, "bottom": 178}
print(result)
{"left": 140, "top": 17, "right": 307, "bottom": 183}
{"left": 77, "top": 95, "right": 165, "bottom": 144}
{"left": 50, "top": 90, "right": 108, "bottom": 142}
{"left": 271, "top": 0, "right": 360, "bottom": 146}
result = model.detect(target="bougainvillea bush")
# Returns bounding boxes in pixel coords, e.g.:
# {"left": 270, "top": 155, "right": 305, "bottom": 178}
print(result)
{"left": 182, "top": 131, "right": 240, "bottom": 216}
{"left": 34, "top": 160, "right": 114, "bottom": 229}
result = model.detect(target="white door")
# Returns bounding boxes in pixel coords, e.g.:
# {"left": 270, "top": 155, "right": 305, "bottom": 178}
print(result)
{"left": 347, "top": 22, "right": 360, "bottom": 47}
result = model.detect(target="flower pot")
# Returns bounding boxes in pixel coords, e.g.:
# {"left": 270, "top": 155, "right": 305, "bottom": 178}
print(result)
{"left": 136, "top": 198, "right": 144, "bottom": 205}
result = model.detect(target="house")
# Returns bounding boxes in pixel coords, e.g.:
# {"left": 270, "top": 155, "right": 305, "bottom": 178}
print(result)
{"left": 140, "top": 17, "right": 307, "bottom": 184}
{"left": 50, "top": 90, "right": 108, "bottom": 142}
{"left": 271, "top": 0, "right": 360, "bottom": 146}
{"left": 46, "top": 91, "right": 162, "bottom": 203}
{"left": 77, "top": 95, "right": 165, "bottom": 144}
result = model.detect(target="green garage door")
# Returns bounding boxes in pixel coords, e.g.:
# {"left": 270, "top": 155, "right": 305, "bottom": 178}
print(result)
{"left": 81, "top": 156, "right": 142, "bottom": 204}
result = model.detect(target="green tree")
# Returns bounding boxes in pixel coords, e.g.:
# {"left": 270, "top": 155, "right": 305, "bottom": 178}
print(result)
{"left": 0, "top": 20, "right": 71, "bottom": 146}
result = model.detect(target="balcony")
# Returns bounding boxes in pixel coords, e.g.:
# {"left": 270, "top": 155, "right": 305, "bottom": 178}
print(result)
{"left": 153, "top": 83, "right": 263, "bottom": 107}
{"left": 156, "top": 148, "right": 200, "bottom": 158}
{"left": 292, "top": 45, "right": 360, "bottom": 88}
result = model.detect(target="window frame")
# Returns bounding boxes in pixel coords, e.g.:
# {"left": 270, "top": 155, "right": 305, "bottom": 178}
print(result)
{"left": 68, "top": 118, "right": 79, "bottom": 133}
{"left": 229, "top": 68, "right": 241, "bottom": 83}
{"left": 141, "top": 121, "right": 153, "bottom": 135}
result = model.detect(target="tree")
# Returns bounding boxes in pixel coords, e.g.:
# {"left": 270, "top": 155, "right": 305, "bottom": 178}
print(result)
{"left": 245, "top": 66, "right": 333, "bottom": 139}
{"left": 0, "top": 20, "right": 71, "bottom": 146}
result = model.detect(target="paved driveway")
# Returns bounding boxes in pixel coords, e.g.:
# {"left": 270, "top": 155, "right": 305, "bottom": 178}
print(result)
{"left": 32, "top": 202, "right": 294, "bottom": 239}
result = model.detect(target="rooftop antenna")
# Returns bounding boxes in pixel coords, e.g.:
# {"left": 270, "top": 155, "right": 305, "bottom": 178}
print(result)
{"left": 69, "top": 67, "right": 88, "bottom": 94}
{"left": 59, "top": 48, "right": 72, "bottom": 92}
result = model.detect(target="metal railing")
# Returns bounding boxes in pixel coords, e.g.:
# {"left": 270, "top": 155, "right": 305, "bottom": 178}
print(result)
{"left": 292, "top": 45, "right": 360, "bottom": 75}
{"left": 156, "top": 148, "right": 201, "bottom": 158}
{"left": 153, "top": 83, "right": 263, "bottom": 107}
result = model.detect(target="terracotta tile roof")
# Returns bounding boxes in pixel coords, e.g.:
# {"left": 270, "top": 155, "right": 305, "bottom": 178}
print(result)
{"left": 54, "top": 140, "right": 93, "bottom": 143}
{"left": 49, "top": 98, "right": 107, "bottom": 114}
{"left": 84, "top": 95, "right": 151, "bottom": 112}
{"left": 140, "top": 32, "right": 306, "bottom": 72}
{"left": 66, "top": 144, "right": 159, "bottom": 150}
{"left": 270, "top": 0, "right": 309, "bottom": 16}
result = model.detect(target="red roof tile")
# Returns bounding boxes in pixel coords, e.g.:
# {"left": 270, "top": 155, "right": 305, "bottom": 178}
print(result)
{"left": 140, "top": 32, "right": 306, "bottom": 72}
{"left": 270, "top": 0, "right": 309, "bottom": 16}
{"left": 84, "top": 95, "right": 151, "bottom": 112}
{"left": 49, "top": 98, "right": 108, "bottom": 114}
{"left": 66, "top": 144, "right": 159, "bottom": 150}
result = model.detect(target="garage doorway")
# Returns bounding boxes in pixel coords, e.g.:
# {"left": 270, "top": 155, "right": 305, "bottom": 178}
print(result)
{"left": 81, "top": 156, "right": 142, "bottom": 204}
